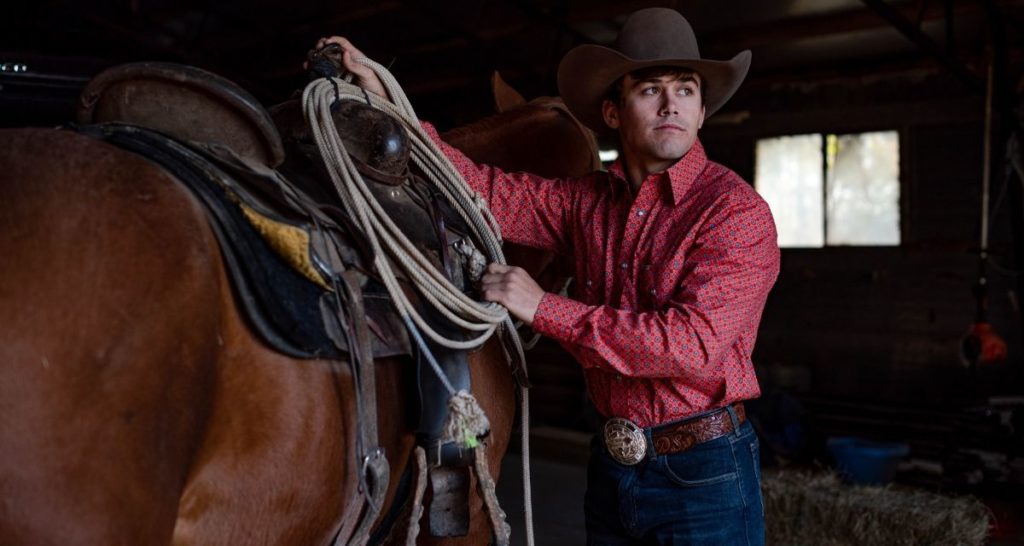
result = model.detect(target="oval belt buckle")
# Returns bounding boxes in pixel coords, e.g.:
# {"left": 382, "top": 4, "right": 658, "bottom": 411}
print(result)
{"left": 603, "top": 417, "right": 646, "bottom": 466}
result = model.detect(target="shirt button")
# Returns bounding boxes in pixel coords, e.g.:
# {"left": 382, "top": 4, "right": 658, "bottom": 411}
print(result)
{"left": 586, "top": 280, "right": 593, "bottom": 287}
{"left": 620, "top": 262, "right": 628, "bottom": 270}
{"left": 615, "top": 375, "right": 623, "bottom": 382}
{"left": 636, "top": 209, "right": 645, "bottom": 217}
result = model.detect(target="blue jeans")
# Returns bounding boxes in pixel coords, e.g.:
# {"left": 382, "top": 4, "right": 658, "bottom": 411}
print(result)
{"left": 584, "top": 413, "right": 764, "bottom": 545}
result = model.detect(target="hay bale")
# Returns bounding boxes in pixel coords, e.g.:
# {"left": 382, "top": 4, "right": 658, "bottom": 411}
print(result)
{"left": 762, "top": 470, "right": 991, "bottom": 546}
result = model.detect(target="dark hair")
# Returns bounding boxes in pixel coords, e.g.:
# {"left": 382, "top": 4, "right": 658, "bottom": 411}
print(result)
{"left": 604, "top": 66, "right": 705, "bottom": 106}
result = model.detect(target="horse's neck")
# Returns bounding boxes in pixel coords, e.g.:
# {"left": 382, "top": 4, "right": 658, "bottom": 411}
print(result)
{"left": 444, "top": 104, "right": 598, "bottom": 179}
{"left": 442, "top": 107, "right": 545, "bottom": 154}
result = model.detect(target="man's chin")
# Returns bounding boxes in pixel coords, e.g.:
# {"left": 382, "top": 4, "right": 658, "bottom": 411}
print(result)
{"left": 649, "top": 135, "right": 693, "bottom": 155}
{"left": 654, "top": 144, "right": 693, "bottom": 162}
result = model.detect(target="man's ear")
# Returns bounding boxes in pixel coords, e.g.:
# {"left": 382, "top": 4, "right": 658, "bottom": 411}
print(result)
{"left": 602, "top": 99, "right": 620, "bottom": 130}
{"left": 697, "top": 105, "right": 706, "bottom": 129}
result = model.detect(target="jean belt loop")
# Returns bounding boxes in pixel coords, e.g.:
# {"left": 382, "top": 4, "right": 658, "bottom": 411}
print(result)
{"left": 726, "top": 404, "right": 742, "bottom": 436}
{"left": 644, "top": 426, "right": 657, "bottom": 461}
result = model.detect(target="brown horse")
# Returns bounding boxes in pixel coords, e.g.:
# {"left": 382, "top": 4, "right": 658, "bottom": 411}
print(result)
{"left": 0, "top": 76, "right": 596, "bottom": 545}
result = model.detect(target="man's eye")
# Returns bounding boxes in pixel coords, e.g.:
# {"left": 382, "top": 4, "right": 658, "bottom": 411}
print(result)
{"left": 642, "top": 87, "right": 659, "bottom": 95}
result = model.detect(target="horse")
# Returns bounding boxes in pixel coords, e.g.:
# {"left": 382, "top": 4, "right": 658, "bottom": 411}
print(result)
{"left": 0, "top": 70, "right": 597, "bottom": 545}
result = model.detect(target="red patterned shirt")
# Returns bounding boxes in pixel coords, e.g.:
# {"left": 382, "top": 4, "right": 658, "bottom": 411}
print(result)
{"left": 425, "top": 123, "right": 780, "bottom": 428}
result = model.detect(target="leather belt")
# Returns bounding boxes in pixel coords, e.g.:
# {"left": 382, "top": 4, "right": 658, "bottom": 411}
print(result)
{"left": 602, "top": 404, "right": 746, "bottom": 466}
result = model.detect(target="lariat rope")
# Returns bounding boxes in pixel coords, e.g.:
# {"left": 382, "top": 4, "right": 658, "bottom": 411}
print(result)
{"left": 302, "top": 57, "right": 534, "bottom": 546}
{"left": 304, "top": 66, "right": 507, "bottom": 351}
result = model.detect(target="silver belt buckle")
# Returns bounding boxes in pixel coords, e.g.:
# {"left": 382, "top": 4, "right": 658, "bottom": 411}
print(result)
{"left": 603, "top": 417, "right": 647, "bottom": 465}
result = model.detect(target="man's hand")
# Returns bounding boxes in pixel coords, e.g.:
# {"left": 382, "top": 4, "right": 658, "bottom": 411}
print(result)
{"left": 480, "top": 264, "right": 546, "bottom": 326}
{"left": 309, "top": 36, "right": 389, "bottom": 99}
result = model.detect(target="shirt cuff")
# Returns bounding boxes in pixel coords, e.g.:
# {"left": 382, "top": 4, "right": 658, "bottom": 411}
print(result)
{"left": 532, "top": 292, "right": 589, "bottom": 344}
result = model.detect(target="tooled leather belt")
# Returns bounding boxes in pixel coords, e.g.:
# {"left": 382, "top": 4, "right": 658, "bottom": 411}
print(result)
{"left": 602, "top": 403, "right": 746, "bottom": 466}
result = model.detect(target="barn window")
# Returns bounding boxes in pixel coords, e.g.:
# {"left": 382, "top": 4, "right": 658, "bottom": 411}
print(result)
{"left": 754, "top": 131, "right": 900, "bottom": 248}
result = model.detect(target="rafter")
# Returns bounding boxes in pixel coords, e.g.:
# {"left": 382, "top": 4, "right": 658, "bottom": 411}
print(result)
{"left": 859, "top": 0, "right": 983, "bottom": 92}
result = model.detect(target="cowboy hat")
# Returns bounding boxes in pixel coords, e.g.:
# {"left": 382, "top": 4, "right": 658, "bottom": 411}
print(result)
{"left": 557, "top": 8, "right": 751, "bottom": 133}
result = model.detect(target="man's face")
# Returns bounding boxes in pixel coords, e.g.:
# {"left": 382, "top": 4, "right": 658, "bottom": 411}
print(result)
{"left": 602, "top": 71, "right": 706, "bottom": 173}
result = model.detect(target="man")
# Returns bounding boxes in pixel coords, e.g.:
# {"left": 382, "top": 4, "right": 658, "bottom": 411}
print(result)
{"left": 322, "top": 7, "right": 779, "bottom": 545}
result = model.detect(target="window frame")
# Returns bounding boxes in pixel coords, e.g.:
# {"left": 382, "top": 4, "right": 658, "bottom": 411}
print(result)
{"left": 753, "top": 127, "right": 907, "bottom": 249}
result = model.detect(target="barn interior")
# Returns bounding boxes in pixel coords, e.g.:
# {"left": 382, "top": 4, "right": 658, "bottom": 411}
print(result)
{"left": 3, "top": 1, "right": 1024, "bottom": 544}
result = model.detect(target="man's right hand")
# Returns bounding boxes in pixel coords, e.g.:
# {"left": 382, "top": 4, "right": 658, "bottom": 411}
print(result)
{"left": 312, "top": 36, "right": 389, "bottom": 99}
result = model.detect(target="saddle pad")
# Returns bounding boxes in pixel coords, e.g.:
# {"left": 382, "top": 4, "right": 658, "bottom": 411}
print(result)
{"left": 74, "top": 123, "right": 410, "bottom": 360}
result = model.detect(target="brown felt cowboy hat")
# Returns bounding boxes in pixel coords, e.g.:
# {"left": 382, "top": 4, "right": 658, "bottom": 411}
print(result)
{"left": 557, "top": 8, "right": 751, "bottom": 133}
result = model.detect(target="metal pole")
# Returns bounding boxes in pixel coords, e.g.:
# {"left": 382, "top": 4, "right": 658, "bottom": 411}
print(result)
{"left": 981, "top": 59, "right": 993, "bottom": 256}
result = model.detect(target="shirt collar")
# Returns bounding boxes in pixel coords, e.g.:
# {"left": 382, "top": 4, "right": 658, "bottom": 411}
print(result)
{"left": 607, "top": 139, "right": 708, "bottom": 205}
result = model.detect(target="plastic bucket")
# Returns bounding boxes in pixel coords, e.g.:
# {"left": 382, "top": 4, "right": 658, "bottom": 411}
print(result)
{"left": 827, "top": 436, "right": 909, "bottom": 486}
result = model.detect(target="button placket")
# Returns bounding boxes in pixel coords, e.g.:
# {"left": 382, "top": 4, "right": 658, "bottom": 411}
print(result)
{"left": 619, "top": 183, "right": 658, "bottom": 285}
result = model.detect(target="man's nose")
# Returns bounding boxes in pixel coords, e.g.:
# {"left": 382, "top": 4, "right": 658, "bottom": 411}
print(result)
{"left": 659, "top": 94, "right": 679, "bottom": 116}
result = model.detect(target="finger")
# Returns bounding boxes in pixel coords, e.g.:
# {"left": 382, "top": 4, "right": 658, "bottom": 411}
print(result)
{"left": 341, "top": 50, "right": 369, "bottom": 78}
{"left": 478, "top": 275, "right": 504, "bottom": 289}
{"left": 486, "top": 263, "right": 513, "bottom": 275}
{"left": 480, "top": 286, "right": 508, "bottom": 305}
{"left": 324, "top": 36, "right": 366, "bottom": 58}
{"left": 480, "top": 268, "right": 517, "bottom": 284}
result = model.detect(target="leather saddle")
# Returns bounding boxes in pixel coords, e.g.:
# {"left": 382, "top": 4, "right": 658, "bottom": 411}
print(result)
{"left": 75, "top": 61, "right": 490, "bottom": 537}
{"left": 75, "top": 62, "right": 472, "bottom": 362}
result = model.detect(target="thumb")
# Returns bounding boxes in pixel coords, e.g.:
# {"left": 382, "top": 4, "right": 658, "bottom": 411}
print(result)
{"left": 342, "top": 50, "right": 370, "bottom": 78}
{"left": 340, "top": 49, "right": 388, "bottom": 99}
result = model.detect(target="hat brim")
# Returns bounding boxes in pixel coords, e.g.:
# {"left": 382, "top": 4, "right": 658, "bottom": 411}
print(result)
{"left": 557, "top": 45, "right": 751, "bottom": 134}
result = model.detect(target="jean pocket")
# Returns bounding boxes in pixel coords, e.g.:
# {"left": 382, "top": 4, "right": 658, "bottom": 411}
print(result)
{"left": 659, "top": 453, "right": 738, "bottom": 488}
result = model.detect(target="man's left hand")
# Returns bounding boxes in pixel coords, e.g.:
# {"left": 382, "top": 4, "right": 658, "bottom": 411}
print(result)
{"left": 480, "top": 264, "right": 545, "bottom": 326}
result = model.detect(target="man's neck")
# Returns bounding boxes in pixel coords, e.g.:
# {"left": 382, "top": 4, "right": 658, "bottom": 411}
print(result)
{"left": 622, "top": 156, "right": 677, "bottom": 195}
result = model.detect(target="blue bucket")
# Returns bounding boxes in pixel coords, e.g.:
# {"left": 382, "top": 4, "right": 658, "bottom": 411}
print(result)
{"left": 827, "top": 436, "right": 909, "bottom": 486}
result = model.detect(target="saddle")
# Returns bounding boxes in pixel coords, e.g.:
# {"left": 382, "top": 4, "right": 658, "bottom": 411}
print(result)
{"left": 75, "top": 61, "right": 489, "bottom": 539}
{"left": 75, "top": 62, "right": 470, "bottom": 361}
{"left": 78, "top": 62, "right": 285, "bottom": 169}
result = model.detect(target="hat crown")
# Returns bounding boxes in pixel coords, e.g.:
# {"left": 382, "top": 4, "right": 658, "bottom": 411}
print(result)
{"left": 614, "top": 8, "right": 700, "bottom": 61}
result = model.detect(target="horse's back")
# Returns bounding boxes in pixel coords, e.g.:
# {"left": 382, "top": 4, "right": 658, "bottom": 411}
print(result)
{"left": 0, "top": 128, "right": 224, "bottom": 544}
{"left": 0, "top": 128, "right": 367, "bottom": 545}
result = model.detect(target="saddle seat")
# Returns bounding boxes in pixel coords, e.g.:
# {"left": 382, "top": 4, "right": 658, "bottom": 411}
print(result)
{"left": 77, "top": 62, "right": 286, "bottom": 169}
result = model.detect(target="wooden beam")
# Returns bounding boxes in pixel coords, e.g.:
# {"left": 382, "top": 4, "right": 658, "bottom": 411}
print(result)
{"left": 701, "top": 0, "right": 984, "bottom": 53}
{"left": 859, "top": 0, "right": 983, "bottom": 92}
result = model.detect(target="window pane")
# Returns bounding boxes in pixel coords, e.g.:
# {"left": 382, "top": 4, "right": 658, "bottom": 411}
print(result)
{"left": 825, "top": 131, "right": 901, "bottom": 246}
{"left": 755, "top": 134, "right": 824, "bottom": 248}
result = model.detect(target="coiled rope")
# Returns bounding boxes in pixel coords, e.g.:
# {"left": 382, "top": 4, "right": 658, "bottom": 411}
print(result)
{"left": 303, "top": 57, "right": 534, "bottom": 546}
